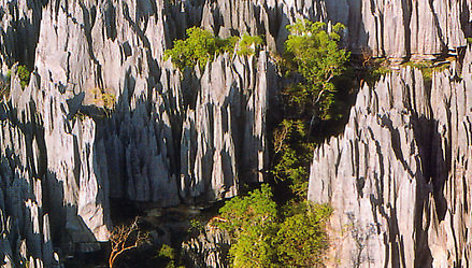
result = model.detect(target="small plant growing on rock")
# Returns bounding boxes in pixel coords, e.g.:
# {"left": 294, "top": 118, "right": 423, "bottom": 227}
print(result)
{"left": 164, "top": 27, "right": 239, "bottom": 70}
{"left": 17, "top": 65, "right": 31, "bottom": 89}
{"left": 403, "top": 60, "right": 451, "bottom": 84}
{"left": 188, "top": 218, "right": 205, "bottom": 235}
{"left": 89, "top": 87, "right": 116, "bottom": 111}
{"left": 236, "top": 34, "right": 264, "bottom": 56}
{"left": 155, "top": 244, "right": 184, "bottom": 268}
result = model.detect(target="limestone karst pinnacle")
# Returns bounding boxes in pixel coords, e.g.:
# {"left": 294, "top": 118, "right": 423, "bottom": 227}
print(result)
{"left": 0, "top": 0, "right": 470, "bottom": 267}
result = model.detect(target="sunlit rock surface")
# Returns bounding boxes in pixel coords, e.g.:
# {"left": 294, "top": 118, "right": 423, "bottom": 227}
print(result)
{"left": 309, "top": 48, "right": 472, "bottom": 267}
{"left": 0, "top": 0, "right": 470, "bottom": 266}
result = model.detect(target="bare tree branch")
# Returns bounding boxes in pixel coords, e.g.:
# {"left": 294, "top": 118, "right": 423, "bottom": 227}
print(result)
{"left": 108, "top": 217, "right": 149, "bottom": 268}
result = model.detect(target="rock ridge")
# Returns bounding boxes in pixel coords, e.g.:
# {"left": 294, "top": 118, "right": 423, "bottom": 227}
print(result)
{"left": 308, "top": 46, "right": 472, "bottom": 267}
{"left": 0, "top": 0, "right": 470, "bottom": 266}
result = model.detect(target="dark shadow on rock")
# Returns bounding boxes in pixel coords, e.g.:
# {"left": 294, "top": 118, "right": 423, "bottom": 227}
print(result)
{"left": 44, "top": 172, "right": 99, "bottom": 255}
{"left": 0, "top": 102, "right": 101, "bottom": 265}
{"left": 411, "top": 114, "right": 444, "bottom": 268}
{"left": 0, "top": 0, "right": 44, "bottom": 68}
{"left": 412, "top": 115, "right": 448, "bottom": 222}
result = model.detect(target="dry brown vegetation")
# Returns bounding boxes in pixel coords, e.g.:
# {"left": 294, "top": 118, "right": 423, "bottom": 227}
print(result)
{"left": 108, "top": 218, "right": 149, "bottom": 268}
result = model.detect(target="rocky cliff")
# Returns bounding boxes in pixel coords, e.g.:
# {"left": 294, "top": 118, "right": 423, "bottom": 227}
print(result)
{"left": 0, "top": 0, "right": 470, "bottom": 267}
{"left": 0, "top": 0, "right": 276, "bottom": 265}
{"left": 324, "top": 0, "right": 471, "bottom": 58}
{"left": 308, "top": 49, "right": 472, "bottom": 267}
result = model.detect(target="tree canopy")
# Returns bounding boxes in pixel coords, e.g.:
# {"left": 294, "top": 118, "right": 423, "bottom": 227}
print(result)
{"left": 284, "top": 20, "right": 350, "bottom": 120}
{"left": 164, "top": 27, "right": 263, "bottom": 71}
{"left": 216, "top": 185, "right": 332, "bottom": 268}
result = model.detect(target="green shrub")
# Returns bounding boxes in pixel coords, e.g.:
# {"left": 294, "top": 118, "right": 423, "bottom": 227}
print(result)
{"left": 216, "top": 185, "right": 332, "bottom": 267}
{"left": 275, "top": 203, "right": 332, "bottom": 267}
{"left": 236, "top": 34, "right": 264, "bottom": 56}
{"left": 403, "top": 60, "right": 451, "bottom": 84}
{"left": 164, "top": 27, "right": 238, "bottom": 70}
{"left": 17, "top": 65, "right": 31, "bottom": 89}
{"left": 165, "top": 28, "right": 266, "bottom": 70}
{"left": 217, "top": 185, "right": 278, "bottom": 239}
{"left": 155, "top": 244, "right": 184, "bottom": 268}
{"left": 467, "top": 37, "right": 472, "bottom": 44}
{"left": 188, "top": 218, "right": 205, "bottom": 235}
{"left": 217, "top": 185, "right": 279, "bottom": 267}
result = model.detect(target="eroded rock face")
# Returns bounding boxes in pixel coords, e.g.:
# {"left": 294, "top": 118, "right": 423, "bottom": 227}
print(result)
{"left": 182, "top": 226, "right": 231, "bottom": 268}
{"left": 199, "top": 0, "right": 471, "bottom": 58}
{"left": 324, "top": 0, "right": 471, "bottom": 58}
{"left": 0, "top": 0, "right": 471, "bottom": 266}
{"left": 0, "top": 0, "right": 275, "bottom": 265}
{"left": 308, "top": 48, "right": 472, "bottom": 267}
{"left": 0, "top": 74, "right": 57, "bottom": 267}
{"left": 0, "top": 0, "right": 42, "bottom": 69}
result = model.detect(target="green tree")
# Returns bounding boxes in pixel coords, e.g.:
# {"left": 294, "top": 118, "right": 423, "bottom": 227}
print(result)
{"left": 270, "top": 20, "right": 350, "bottom": 200}
{"left": 217, "top": 185, "right": 279, "bottom": 267}
{"left": 284, "top": 20, "right": 350, "bottom": 120}
{"left": 216, "top": 185, "right": 332, "bottom": 267}
{"left": 164, "top": 27, "right": 238, "bottom": 70}
{"left": 276, "top": 203, "right": 332, "bottom": 267}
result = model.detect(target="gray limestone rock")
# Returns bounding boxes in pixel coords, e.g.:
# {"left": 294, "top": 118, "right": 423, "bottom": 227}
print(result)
{"left": 0, "top": 0, "right": 471, "bottom": 266}
{"left": 182, "top": 226, "right": 231, "bottom": 268}
{"left": 0, "top": 0, "right": 275, "bottom": 264}
{"left": 308, "top": 47, "right": 472, "bottom": 267}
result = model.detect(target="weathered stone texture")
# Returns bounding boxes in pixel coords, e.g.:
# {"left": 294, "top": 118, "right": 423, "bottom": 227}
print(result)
{"left": 309, "top": 47, "right": 472, "bottom": 267}
{"left": 0, "top": 0, "right": 471, "bottom": 266}
{"left": 0, "top": 0, "right": 275, "bottom": 265}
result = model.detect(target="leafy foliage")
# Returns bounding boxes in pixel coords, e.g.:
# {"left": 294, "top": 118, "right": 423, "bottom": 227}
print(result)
{"left": 269, "top": 20, "right": 351, "bottom": 200}
{"left": 17, "top": 65, "right": 31, "bottom": 89}
{"left": 165, "top": 28, "right": 265, "bottom": 70}
{"left": 271, "top": 119, "right": 313, "bottom": 199}
{"left": 164, "top": 27, "right": 238, "bottom": 70}
{"left": 217, "top": 185, "right": 279, "bottom": 267}
{"left": 284, "top": 20, "right": 350, "bottom": 120}
{"left": 276, "top": 203, "right": 332, "bottom": 267}
{"left": 155, "top": 244, "right": 184, "bottom": 268}
{"left": 236, "top": 34, "right": 264, "bottom": 56}
{"left": 216, "top": 185, "right": 332, "bottom": 267}
{"left": 89, "top": 88, "right": 116, "bottom": 110}
{"left": 188, "top": 218, "right": 205, "bottom": 235}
